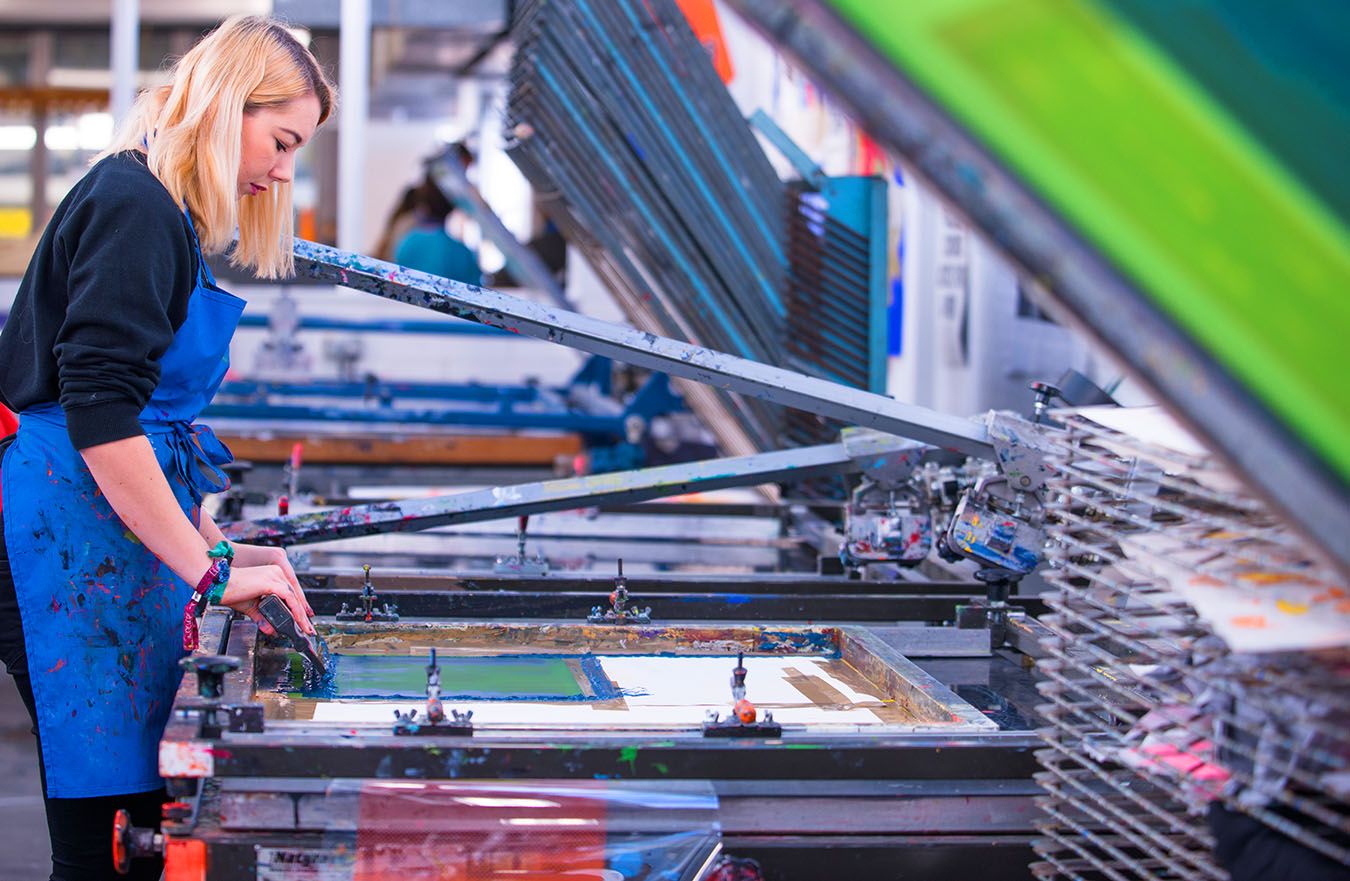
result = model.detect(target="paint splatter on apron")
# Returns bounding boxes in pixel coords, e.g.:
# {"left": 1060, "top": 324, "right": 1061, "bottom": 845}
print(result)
{"left": 0, "top": 212, "right": 241, "bottom": 797}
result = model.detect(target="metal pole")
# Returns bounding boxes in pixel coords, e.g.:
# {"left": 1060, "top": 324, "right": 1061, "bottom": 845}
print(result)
{"left": 110, "top": 0, "right": 139, "bottom": 126}
{"left": 224, "top": 438, "right": 868, "bottom": 545}
{"left": 291, "top": 239, "right": 993, "bottom": 457}
{"left": 429, "top": 152, "right": 575, "bottom": 312}
{"left": 338, "top": 0, "right": 370, "bottom": 253}
{"left": 30, "top": 105, "right": 48, "bottom": 232}
{"left": 27, "top": 32, "right": 52, "bottom": 231}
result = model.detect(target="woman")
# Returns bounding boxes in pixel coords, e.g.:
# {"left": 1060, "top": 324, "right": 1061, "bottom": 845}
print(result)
{"left": 0, "top": 16, "right": 333, "bottom": 879}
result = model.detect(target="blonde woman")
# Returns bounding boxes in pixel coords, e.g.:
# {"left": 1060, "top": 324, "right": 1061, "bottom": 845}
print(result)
{"left": 0, "top": 16, "right": 333, "bottom": 879}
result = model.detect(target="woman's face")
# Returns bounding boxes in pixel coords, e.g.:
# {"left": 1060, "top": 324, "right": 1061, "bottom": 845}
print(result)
{"left": 237, "top": 92, "right": 321, "bottom": 198}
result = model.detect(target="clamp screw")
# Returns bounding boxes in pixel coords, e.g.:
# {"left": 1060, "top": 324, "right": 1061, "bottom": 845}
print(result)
{"left": 1028, "top": 381, "right": 1061, "bottom": 424}
{"left": 179, "top": 655, "right": 239, "bottom": 700}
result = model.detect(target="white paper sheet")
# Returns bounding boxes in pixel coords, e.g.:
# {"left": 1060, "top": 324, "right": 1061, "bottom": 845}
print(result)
{"left": 307, "top": 655, "right": 939, "bottom": 731}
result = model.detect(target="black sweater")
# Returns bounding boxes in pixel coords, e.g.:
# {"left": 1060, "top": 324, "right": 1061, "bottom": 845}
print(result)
{"left": 0, "top": 151, "right": 199, "bottom": 449}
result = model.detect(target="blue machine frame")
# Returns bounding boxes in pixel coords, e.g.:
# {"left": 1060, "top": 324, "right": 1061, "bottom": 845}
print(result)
{"left": 206, "top": 354, "right": 684, "bottom": 441}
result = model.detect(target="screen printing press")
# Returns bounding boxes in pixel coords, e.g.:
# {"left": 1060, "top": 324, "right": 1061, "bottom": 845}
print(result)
{"left": 139, "top": 580, "right": 1046, "bottom": 881}
{"left": 107, "top": 223, "right": 1141, "bottom": 880}
{"left": 132, "top": 3, "right": 1343, "bottom": 876}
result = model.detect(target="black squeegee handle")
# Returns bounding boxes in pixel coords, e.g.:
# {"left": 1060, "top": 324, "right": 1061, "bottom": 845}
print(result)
{"left": 257, "top": 594, "right": 328, "bottom": 675}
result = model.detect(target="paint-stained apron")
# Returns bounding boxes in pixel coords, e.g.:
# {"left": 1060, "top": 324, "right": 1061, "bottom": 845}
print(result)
{"left": 0, "top": 213, "right": 242, "bottom": 798}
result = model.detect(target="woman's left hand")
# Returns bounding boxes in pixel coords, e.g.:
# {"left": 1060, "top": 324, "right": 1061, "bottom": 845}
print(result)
{"left": 228, "top": 542, "right": 314, "bottom": 617}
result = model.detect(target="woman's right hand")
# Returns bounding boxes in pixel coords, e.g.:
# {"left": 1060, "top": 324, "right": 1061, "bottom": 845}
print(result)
{"left": 220, "top": 564, "right": 316, "bottom": 636}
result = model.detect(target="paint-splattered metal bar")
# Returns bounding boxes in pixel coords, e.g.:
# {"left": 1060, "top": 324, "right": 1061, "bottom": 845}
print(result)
{"left": 223, "top": 434, "right": 889, "bottom": 546}
{"left": 290, "top": 238, "right": 993, "bottom": 458}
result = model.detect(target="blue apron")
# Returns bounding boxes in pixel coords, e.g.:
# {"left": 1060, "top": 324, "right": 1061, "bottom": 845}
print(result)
{"left": 1, "top": 212, "right": 242, "bottom": 798}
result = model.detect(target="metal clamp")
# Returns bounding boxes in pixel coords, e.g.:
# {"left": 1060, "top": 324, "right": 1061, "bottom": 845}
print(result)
{"left": 178, "top": 655, "right": 249, "bottom": 739}
{"left": 703, "top": 652, "right": 781, "bottom": 738}
{"left": 337, "top": 564, "right": 401, "bottom": 622}
{"left": 494, "top": 515, "right": 550, "bottom": 575}
{"left": 941, "top": 474, "right": 1046, "bottom": 575}
{"left": 393, "top": 649, "right": 474, "bottom": 736}
{"left": 588, "top": 559, "right": 652, "bottom": 624}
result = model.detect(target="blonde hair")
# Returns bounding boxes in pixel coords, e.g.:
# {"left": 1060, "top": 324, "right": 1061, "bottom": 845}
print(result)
{"left": 99, "top": 15, "right": 335, "bottom": 278}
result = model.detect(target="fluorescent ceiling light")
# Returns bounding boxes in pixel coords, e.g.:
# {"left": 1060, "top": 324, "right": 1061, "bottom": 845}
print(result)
{"left": 0, "top": 126, "right": 37, "bottom": 151}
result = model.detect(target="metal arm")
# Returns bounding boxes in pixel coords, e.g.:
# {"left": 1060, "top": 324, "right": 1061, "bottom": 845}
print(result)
{"left": 291, "top": 239, "right": 992, "bottom": 458}
{"left": 223, "top": 433, "right": 916, "bottom": 546}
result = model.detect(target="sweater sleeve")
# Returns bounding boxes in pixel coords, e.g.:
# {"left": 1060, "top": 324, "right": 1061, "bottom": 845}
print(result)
{"left": 53, "top": 183, "right": 194, "bottom": 449}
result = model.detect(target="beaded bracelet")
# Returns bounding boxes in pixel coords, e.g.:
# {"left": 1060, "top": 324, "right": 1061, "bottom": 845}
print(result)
{"left": 204, "top": 541, "right": 233, "bottom": 606}
{"left": 183, "top": 542, "right": 236, "bottom": 651}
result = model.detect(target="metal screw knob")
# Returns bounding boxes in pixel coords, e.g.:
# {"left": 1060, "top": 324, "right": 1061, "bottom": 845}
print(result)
{"left": 179, "top": 655, "right": 239, "bottom": 700}
{"left": 1028, "top": 381, "right": 1061, "bottom": 424}
{"left": 974, "top": 567, "right": 1017, "bottom": 603}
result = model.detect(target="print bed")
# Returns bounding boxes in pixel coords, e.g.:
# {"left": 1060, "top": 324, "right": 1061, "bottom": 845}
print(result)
{"left": 248, "top": 620, "right": 996, "bottom": 734}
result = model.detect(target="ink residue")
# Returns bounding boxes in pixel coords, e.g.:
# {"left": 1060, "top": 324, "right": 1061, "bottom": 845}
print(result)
{"left": 280, "top": 652, "right": 633, "bottom": 702}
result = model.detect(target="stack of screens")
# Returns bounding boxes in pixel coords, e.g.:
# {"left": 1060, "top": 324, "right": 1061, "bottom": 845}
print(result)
{"left": 781, "top": 179, "right": 887, "bottom": 497}
{"left": 507, "top": 0, "right": 883, "bottom": 468}
{"left": 1032, "top": 411, "right": 1349, "bottom": 879}
{"left": 783, "top": 179, "right": 886, "bottom": 453}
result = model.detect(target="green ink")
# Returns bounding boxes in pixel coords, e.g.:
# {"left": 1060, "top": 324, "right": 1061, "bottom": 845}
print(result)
{"left": 287, "top": 653, "right": 591, "bottom": 701}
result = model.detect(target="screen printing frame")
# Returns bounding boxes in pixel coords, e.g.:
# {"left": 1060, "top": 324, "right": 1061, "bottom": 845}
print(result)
{"left": 157, "top": 611, "right": 1045, "bottom": 879}
{"left": 251, "top": 619, "right": 998, "bottom": 734}
{"left": 162, "top": 610, "right": 1040, "bottom": 782}
{"left": 295, "top": 569, "right": 1049, "bottom": 623}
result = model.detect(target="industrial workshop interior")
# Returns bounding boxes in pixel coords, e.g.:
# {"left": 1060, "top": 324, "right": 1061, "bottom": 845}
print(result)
{"left": 0, "top": 1, "right": 1345, "bottom": 880}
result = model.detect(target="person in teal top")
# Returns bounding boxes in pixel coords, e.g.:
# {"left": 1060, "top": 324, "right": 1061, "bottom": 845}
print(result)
{"left": 393, "top": 183, "right": 482, "bottom": 285}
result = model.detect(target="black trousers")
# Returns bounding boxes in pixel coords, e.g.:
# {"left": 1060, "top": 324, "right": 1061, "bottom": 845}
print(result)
{"left": 1209, "top": 803, "right": 1350, "bottom": 881}
{"left": 0, "top": 507, "right": 165, "bottom": 881}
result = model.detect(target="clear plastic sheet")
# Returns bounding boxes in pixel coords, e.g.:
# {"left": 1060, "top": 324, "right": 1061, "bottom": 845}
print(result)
{"left": 253, "top": 780, "right": 720, "bottom": 881}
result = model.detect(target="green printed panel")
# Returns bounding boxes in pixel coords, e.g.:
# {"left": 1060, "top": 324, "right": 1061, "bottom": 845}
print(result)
{"left": 287, "top": 653, "right": 587, "bottom": 700}
{"left": 827, "top": 0, "right": 1350, "bottom": 480}
{"left": 1100, "top": 0, "right": 1350, "bottom": 228}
